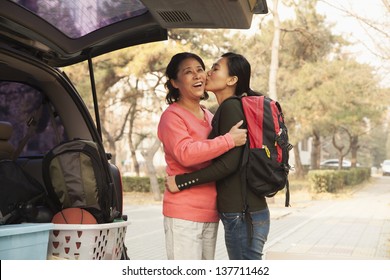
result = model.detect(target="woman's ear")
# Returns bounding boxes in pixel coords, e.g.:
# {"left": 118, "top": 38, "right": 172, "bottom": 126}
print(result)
{"left": 170, "top": 79, "right": 179, "bottom": 89}
{"left": 227, "top": 76, "right": 238, "bottom": 86}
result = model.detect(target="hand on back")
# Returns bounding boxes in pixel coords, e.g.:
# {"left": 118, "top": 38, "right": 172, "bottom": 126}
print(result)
{"left": 229, "top": 120, "right": 247, "bottom": 147}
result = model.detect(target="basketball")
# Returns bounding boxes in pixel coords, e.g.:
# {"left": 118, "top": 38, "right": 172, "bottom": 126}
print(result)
{"left": 51, "top": 208, "right": 97, "bottom": 224}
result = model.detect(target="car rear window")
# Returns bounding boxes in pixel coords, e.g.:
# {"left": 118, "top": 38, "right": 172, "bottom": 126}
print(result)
{"left": 0, "top": 81, "right": 66, "bottom": 157}
{"left": 12, "top": 0, "right": 148, "bottom": 38}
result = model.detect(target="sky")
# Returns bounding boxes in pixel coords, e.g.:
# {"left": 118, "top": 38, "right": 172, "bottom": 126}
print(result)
{"left": 243, "top": 0, "right": 389, "bottom": 87}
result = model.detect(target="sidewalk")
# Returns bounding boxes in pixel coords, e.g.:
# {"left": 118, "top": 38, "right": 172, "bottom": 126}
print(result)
{"left": 123, "top": 176, "right": 390, "bottom": 260}
{"left": 264, "top": 176, "right": 390, "bottom": 260}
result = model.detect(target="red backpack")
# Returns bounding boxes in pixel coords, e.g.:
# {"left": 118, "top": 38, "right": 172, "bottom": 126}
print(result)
{"left": 239, "top": 95, "right": 293, "bottom": 207}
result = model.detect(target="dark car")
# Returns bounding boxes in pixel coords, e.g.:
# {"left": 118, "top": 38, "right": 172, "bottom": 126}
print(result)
{"left": 0, "top": 0, "right": 268, "bottom": 258}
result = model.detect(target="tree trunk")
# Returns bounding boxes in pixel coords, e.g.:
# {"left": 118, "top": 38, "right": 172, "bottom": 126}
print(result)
{"left": 141, "top": 138, "right": 162, "bottom": 201}
{"left": 268, "top": 0, "right": 280, "bottom": 100}
{"left": 332, "top": 127, "right": 352, "bottom": 170}
{"left": 127, "top": 97, "right": 140, "bottom": 176}
{"left": 311, "top": 130, "right": 321, "bottom": 169}
{"left": 293, "top": 144, "right": 305, "bottom": 178}
{"left": 350, "top": 135, "right": 359, "bottom": 168}
{"left": 130, "top": 149, "right": 139, "bottom": 176}
{"left": 107, "top": 140, "right": 116, "bottom": 165}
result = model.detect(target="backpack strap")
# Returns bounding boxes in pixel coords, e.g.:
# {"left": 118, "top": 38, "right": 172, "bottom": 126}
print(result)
{"left": 285, "top": 180, "right": 290, "bottom": 207}
{"left": 234, "top": 96, "right": 255, "bottom": 243}
{"left": 274, "top": 100, "right": 292, "bottom": 207}
{"left": 240, "top": 140, "right": 255, "bottom": 243}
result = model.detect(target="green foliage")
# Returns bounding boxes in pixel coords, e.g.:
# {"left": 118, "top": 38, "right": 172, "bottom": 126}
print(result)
{"left": 279, "top": 0, "right": 345, "bottom": 68}
{"left": 62, "top": 62, "right": 92, "bottom": 105}
{"left": 308, "top": 168, "right": 371, "bottom": 193}
{"left": 169, "top": 29, "right": 234, "bottom": 60}
{"left": 307, "top": 170, "right": 343, "bottom": 192}
{"left": 122, "top": 176, "right": 165, "bottom": 193}
{"left": 341, "top": 168, "right": 371, "bottom": 186}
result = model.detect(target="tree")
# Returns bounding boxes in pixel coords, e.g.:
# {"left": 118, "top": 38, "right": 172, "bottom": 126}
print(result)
{"left": 319, "top": 0, "right": 390, "bottom": 73}
{"left": 141, "top": 138, "right": 162, "bottom": 201}
{"left": 269, "top": 0, "right": 282, "bottom": 100}
{"left": 275, "top": 0, "right": 343, "bottom": 173}
{"left": 107, "top": 42, "right": 179, "bottom": 200}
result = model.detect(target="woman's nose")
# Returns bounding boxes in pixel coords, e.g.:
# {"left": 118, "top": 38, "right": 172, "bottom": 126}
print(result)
{"left": 194, "top": 72, "right": 201, "bottom": 79}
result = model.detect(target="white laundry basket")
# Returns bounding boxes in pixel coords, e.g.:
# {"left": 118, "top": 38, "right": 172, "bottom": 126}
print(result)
{"left": 47, "top": 220, "right": 130, "bottom": 260}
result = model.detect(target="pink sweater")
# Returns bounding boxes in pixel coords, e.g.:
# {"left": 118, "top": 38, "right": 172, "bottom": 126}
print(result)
{"left": 157, "top": 103, "right": 235, "bottom": 222}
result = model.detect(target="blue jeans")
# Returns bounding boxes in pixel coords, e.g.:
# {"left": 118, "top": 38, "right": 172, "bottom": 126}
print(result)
{"left": 220, "top": 208, "right": 270, "bottom": 260}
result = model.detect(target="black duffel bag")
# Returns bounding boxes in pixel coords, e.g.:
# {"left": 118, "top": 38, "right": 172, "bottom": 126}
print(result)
{"left": 0, "top": 160, "right": 52, "bottom": 225}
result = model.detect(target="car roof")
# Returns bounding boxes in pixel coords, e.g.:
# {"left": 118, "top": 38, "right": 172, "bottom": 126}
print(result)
{"left": 0, "top": 0, "right": 268, "bottom": 67}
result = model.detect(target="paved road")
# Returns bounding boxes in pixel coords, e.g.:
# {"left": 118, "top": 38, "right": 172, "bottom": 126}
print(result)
{"left": 123, "top": 176, "right": 390, "bottom": 260}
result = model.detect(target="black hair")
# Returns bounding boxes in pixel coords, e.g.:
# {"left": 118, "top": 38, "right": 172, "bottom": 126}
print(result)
{"left": 164, "top": 52, "right": 209, "bottom": 104}
{"left": 221, "top": 52, "right": 262, "bottom": 97}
